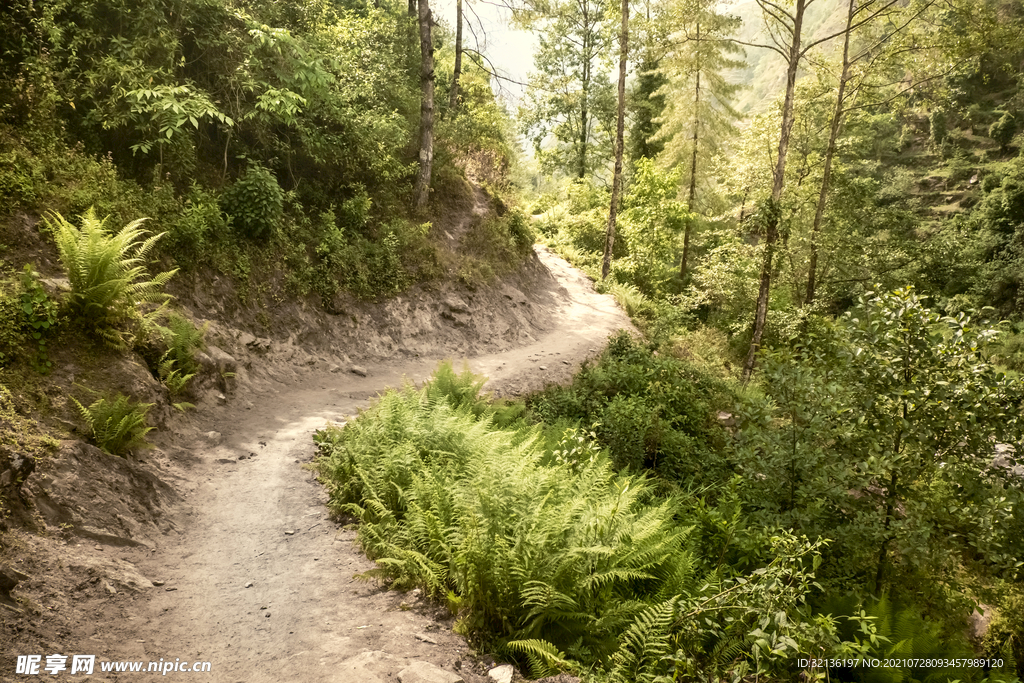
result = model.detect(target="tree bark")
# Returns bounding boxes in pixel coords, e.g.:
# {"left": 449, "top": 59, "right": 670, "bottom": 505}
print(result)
{"left": 448, "top": 0, "right": 463, "bottom": 113}
{"left": 681, "top": 21, "right": 701, "bottom": 279}
{"left": 602, "top": 0, "right": 628, "bottom": 280}
{"left": 578, "top": 0, "right": 592, "bottom": 180}
{"left": 742, "top": 0, "right": 807, "bottom": 383}
{"left": 414, "top": 0, "right": 435, "bottom": 211}
{"left": 806, "top": 0, "right": 855, "bottom": 306}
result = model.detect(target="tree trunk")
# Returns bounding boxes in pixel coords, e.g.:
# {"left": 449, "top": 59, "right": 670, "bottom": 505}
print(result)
{"left": 602, "top": 0, "right": 628, "bottom": 280}
{"left": 409, "top": 0, "right": 416, "bottom": 16}
{"left": 448, "top": 0, "right": 463, "bottom": 113}
{"left": 579, "top": 2, "right": 591, "bottom": 180}
{"left": 681, "top": 21, "right": 700, "bottom": 279}
{"left": 414, "top": 0, "right": 434, "bottom": 211}
{"left": 742, "top": 0, "right": 807, "bottom": 383}
{"left": 806, "top": 0, "right": 855, "bottom": 306}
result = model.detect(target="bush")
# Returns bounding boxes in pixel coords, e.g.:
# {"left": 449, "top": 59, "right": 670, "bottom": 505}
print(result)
{"left": 221, "top": 166, "right": 284, "bottom": 240}
{"left": 990, "top": 112, "right": 1017, "bottom": 150}
{"left": 47, "top": 209, "right": 177, "bottom": 348}
{"left": 529, "top": 332, "right": 731, "bottom": 483}
{"left": 166, "top": 185, "right": 228, "bottom": 266}
{"left": 313, "top": 362, "right": 841, "bottom": 681}
{"left": 72, "top": 391, "right": 154, "bottom": 456}
{"left": 930, "top": 108, "right": 948, "bottom": 147}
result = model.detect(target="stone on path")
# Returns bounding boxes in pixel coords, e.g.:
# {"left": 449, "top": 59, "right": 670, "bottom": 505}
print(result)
{"left": 488, "top": 664, "right": 514, "bottom": 683}
{"left": 398, "top": 660, "right": 464, "bottom": 683}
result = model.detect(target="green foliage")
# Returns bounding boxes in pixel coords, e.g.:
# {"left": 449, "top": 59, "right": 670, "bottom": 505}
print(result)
{"left": 0, "top": 265, "right": 60, "bottom": 372}
{"left": 618, "top": 159, "right": 690, "bottom": 295}
{"left": 990, "top": 113, "right": 1017, "bottom": 151}
{"left": 529, "top": 331, "right": 731, "bottom": 482}
{"left": 154, "top": 312, "right": 205, "bottom": 396}
{"left": 18, "top": 265, "right": 59, "bottom": 373}
{"left": 314, "top": 362, "right": 845, "bottom": 680}
{"left": 930, "top": 109, "right": 949, "bottom": 147}
{"left": 166, "top": 185, "right": 229, "bottom": 266}
{"left": 517, "top": 0, "right": 614, "bottom": 178}
{"left": 737, "top": 289, "right": 1024, "bottom": 599}
{"left": 221, "top": 166, "right": 284, "bottom": 240}
{"left": 72, "top": 391, "right": 154, "bottom": 456}
{"left": 47, "top": 209, "right": 177, "bottom": 348}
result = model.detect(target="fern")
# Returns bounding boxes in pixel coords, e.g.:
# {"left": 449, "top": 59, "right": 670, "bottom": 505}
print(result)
{"left": 47, "top": 208, "right": 177, "bottom": 348}
{"left": 609, "top": 597, "right": 680, "bottom": 683}
{"left": 72, "top": 391, "right": 153, "bottom": 456}
{"left": 504, "top": 639, "right": 574, "bottom": 678}
{"left": 159, "top": 356, "right": 196, "bottom": 396}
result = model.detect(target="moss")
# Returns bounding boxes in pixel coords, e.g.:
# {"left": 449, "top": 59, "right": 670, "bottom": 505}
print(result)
{"left": 0, "top": 383, "right": 60, "bottom": 459}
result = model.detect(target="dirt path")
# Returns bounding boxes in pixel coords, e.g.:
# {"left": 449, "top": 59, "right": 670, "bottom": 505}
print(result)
{"left": 92, "top": 247, "right": 630, "bottom": 682}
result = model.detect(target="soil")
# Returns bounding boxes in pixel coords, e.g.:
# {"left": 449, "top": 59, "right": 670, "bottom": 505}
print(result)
{"left": 0, "top": 244, "right": 634, "bottom": 683}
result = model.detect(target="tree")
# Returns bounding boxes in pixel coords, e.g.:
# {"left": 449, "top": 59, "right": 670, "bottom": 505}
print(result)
{"left": 517, "top": 0, "right": 614, "bottom": 179}
{"left": 804, "top": 0, "right": 930, "bottom": 305}
{"left": 655, "top": 0, "right": 744, "bottom": 277}
{"left": 414, "top": 0, "right": 435, "bottom": 211}
{"left": 736, "top": 289, "right": 1024, "bottom": 595}
{"left": 736, "top": 0, "right": 904, "bottom": 380}
{"left": 448, "top": 0, "right": 464, "bottom": 112}
{"left": 602, "top": 0, "right": 629, "bottom": 280}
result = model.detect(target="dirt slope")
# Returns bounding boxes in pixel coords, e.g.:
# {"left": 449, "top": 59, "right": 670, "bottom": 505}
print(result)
{"left": 1, "top": 246, "right": 632, "bottom": 683}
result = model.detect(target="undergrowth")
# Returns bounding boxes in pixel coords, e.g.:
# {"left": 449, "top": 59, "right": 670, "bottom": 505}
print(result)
{"left": 313, "top": 362, "right": 863, "bottom": 681}
{"left": 71, "top": 391, "right": 153, "bottom": 456}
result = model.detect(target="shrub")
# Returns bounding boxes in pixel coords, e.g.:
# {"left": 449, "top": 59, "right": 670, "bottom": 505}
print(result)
{"left": 313, "top": 363, "right": 840, "bottom": 681}
{"left": 529, "top": 332, "right": 731, "bottom": 483}
{"left": 505, "top": 209, "right": 535, "bottom": 253}
{"left": 18, "top": 265, "right": 59, "bottom": 373}
{"left": 221, "top": 166, "right": 284, "bottom": 240}
{"left": 160, "top": 312, "right": 206, "bottom": 377}
{"left": 990, "top": 112, "right": 1017, "bottom": 151}
{"left": 47, "top": 209, "right": 177, "bottom": 348}
{"left": 166, "top": 185, "right": 228, "bottom": 266}
{"left": 72, "top": 391, "right": 153, "bottom": 456}
{"left": 930, "top": 108, "right": 948, "bottom": 147}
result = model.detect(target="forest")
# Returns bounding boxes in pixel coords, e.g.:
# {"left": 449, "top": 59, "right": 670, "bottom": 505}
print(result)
{"left": 1, "top": 0, "right": 1023, "bottom": 680}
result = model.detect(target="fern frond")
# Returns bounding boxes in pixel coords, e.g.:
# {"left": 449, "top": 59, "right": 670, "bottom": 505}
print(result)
{"left": 505, "top": 639, "right": 573, "bottom": 678}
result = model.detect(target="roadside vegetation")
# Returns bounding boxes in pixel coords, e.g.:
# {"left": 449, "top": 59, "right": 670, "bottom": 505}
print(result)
{"left": 3, "top": 0, "right": 1024, "bottom": 679}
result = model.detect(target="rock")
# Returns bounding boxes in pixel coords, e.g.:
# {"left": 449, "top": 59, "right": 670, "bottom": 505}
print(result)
{"left": 350, "top": 365, "right": 368, "bottom": 377}
{"left": 488, "top": 665, "right": 514, "bottom": 683}
{"left": 329, "top": 364, "right": 342, "bottom": 373}
{"left": 539, "top": 366, "right": 547, "bottom": 371}
{"left": 414, "top": 633, "right": 438, "bottom": 644}
{"left": 716, "top": 412, "right": 737, "bottom": 428}
{"left": 152, "top": 580, "right": 165, "bottom": 587}
{"left": 8, "top": 453, "right": 35, "bottom": 487}
{"left": 204, "top": 431, "right": 222, "bottom": 446}
{"left": 398, "top": 661, "right": 464, "bottom": 683}
{"left": 216, "top": 393, "right": 227, "bottom": 404}
{"left": 0, "top": 566, "right": 24, "bottom": 601}
{"left": 443, "top": 295, "right": 470, "bottom": 314}
{"left": 239, "top": 332, "right": 257, "bottom": 347}
{"left": 215, "top": 459, "right": 235, "bottom": 465}
{"left": 104, "top": 582, "right": 117, "bottom": 595}
{"left": 284, "top": 529, "right": 295, "bottom": 535}
{"left": 245, "top": 581, "right": 253, "bottom": 588}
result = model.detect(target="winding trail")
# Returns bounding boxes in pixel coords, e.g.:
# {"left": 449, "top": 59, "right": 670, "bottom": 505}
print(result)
{"left": 102, "top": 247, "right": 631, "bottom": 682}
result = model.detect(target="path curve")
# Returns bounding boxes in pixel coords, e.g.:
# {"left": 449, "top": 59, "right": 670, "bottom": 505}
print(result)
{"left": 106, "top": 247, "right": 632, "bottom": 682}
